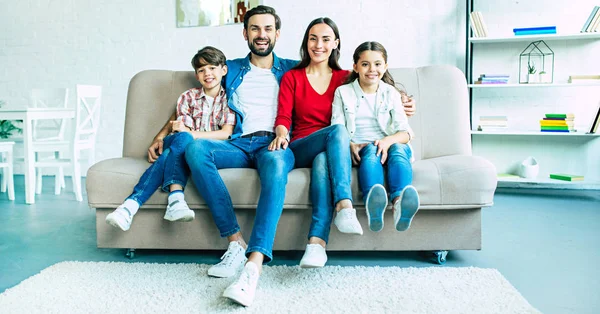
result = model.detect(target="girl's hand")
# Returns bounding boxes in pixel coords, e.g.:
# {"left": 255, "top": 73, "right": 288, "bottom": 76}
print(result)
{"left": 171, "top": 121, "right": 190, "bottom": 133}
{"left": 268, "top": 136, "right": 289, "bottom": 151}
{"left": 350, "top": 142, "right": 368, "bottom": 166}
{"left": 374, "top": 137, "right": 395, "bottom": 164}
{"left": 401, "top": 93, "right": 416, "bottom": 117}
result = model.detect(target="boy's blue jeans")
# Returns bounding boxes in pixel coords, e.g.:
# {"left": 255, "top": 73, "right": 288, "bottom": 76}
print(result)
{"left": 127, "top": 132, "right": 194, "bottom": 205}
{"left": 289, "top": 125, "right": 353, "bottom": 244}
{"left": 184, "top": 133, "right": 295, "bottom": 264}
{"left": 357, "top": 143, "right": 413, "bottom": 202}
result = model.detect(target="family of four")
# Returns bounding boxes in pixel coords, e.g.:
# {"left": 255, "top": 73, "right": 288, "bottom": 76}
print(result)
{"left": 105, "top": 5, "right": 419, "bottom": 307}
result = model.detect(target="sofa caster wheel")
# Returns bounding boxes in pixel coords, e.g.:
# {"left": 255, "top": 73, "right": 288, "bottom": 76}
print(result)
{"left": 125, "top": 248, "right": 136, "bottom": 259}
{"left": 433, "top": 250, "right": 448, "bottom": 265}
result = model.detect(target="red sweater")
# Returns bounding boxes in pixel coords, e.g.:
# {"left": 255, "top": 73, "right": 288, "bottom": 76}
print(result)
{"left": 275, "top": 68, "right": 350, "bottom": 142}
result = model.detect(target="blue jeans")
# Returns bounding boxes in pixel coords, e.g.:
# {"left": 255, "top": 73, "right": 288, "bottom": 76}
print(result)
{"left": 289, "top": 125, "right": 352, "bottom": 243}
{"left": 358, "top": 143, "right": 413, "bottom": 202}
{"left": 127, "top": 132, "right": 194, "bottom": 205}
{"left": 185, "top": 133, "right": 295, "bottom": 263}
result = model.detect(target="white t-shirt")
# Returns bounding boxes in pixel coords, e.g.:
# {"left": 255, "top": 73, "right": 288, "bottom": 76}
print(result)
{"left": 352, "top": 92, "right": 387, "bottom": 144}
{"left": 232, "top": 63, "right": 279, "bottom": 136}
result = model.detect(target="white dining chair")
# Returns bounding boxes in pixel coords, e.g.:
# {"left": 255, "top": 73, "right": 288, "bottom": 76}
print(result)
{"left": 0, "top": 141, "right": 15, "bottom": 201}
{"left": 32, "top": 85, "right": 102, "bottom": 201}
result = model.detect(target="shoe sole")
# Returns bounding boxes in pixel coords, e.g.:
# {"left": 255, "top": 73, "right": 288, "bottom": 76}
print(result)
{"left": 105, "top": 216, "right": 129, "bottom": 231}
{"left": 164, "top": 211, "right": 195, "bottom": 222}
{"left": 223, "top": 289, "right": 252, "bottom": 307}
{"left": 365, "top": 184, "right": 388, "bottom": 232}
{"left": 396, "top": 186, "right": 420, "bottom": 232}
{"left": 299, "top": 261, "right": 326, "bottom": 268}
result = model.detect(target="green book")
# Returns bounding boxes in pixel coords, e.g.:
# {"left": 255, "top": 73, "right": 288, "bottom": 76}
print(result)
{"left": 541, "top": 126, "right": 569, "bottom": 130}
{"left": 549, "top": 173, "right": 584, "bottom": 181}
{"left": 545, "top": 113, "right": 574, "bottom": 119}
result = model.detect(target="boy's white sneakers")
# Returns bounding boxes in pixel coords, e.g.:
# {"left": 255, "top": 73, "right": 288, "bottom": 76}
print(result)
{"left": 333, "top": 207, "right": 363, "bottom": 235}
{"left": 163, "top": 199, "right": 195, "bottom": 222}
{"left": 222, "top": 261, "right": 260, "bottom": 307}
{"left": 299, "top": 244, "right": 327, "bottom": 268}
{"left": 394, "top": 185, "right": 420, "bottom": 232}
{"left": 105, "top": 205, "right": 134, "bottom": 231}
{"left": 208, "top": 241, "right": 247, "bottom": 278}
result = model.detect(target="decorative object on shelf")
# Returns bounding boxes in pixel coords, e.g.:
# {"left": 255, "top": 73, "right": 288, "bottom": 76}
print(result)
{"left": 176, "top": 0, "right": 263, "bottom": 28}
{"left": 519, "top": 40, "right": 554, "bottom": 84}
{"left": 538, "top": 71, "right": 550, "bottom": 83}
{"left": 518, "top": 156, "right": 539, "bottom": 179}
{"left": 541, "top": 113, "right": 575, "bottom": 132}
{"left": 581, "top": 6, "right": 600, "bottom": 33}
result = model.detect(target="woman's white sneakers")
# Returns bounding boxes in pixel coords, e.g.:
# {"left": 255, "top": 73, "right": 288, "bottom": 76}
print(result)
{"left": 299, "top": 244, "right": 328, "bottom": 268}
{"left": 207, "top": 241, "right": 247, "bottom": 278}
{"left": 333, "top": 207, "right": 363, "bottom": 235}
{"left": 365, "top": 184, "right": 388, "bottom": 232}
{"left": 394, "top": 185, "right": 420, "bottom": 231}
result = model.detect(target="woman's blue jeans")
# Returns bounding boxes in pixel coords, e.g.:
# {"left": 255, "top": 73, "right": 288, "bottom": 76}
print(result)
{"left": 127, "top": 132, "right": 194, "bottom": 206}
{"left": 289, "top": 124, "right": 352, "bottom": 244}
{"left": 357, "top": 143, "right": 413, "bottom": 202}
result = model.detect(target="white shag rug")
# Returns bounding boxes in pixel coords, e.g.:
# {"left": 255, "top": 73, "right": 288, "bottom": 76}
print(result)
{"left": 0, "top": 261, "right": 539, "bottom": 314}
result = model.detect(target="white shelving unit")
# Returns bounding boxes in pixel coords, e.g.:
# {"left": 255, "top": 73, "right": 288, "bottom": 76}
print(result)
{"left": 466, "top": 2, "right": 600, "bottom": 190}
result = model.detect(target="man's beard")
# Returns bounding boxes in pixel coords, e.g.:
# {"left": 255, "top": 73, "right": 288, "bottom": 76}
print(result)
{"left": 248, "top": 38, "right": 275, "bottom": 57}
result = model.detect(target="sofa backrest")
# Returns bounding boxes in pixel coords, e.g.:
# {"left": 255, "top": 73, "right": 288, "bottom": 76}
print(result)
{"left": 123, "top": 65, "right": 471, "bottom": 160}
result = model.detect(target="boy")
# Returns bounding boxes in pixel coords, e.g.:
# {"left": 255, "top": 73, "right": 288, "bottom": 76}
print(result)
{"left": 105, "top": 46, "right": 235, "bottom": 231}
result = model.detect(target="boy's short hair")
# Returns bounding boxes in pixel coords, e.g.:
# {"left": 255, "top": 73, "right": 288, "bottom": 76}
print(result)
{"left": 191, "top": 46, "right": 227, "bottom": 71}
{"left": 243, "top": 5, "right": 281, "bottom": 30}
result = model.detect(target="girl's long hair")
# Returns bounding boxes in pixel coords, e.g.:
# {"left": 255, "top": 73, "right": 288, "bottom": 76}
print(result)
{"left": 292, "top": 17, "right": 342, "bottom": 71}
{"left": 344, "top": 41, "right": 406, "bottom": 94}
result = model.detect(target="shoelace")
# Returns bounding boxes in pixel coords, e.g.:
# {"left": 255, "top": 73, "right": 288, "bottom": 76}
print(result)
{"left": 219, "top": 246, "right": 241, "bottom": 267}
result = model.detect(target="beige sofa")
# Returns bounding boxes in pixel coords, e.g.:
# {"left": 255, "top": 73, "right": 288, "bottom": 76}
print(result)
{"left": 86, "top": 65, "right": 497, "bottom": 263}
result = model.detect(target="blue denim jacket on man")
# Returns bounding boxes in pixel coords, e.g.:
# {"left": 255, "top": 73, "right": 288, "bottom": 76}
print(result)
{"left": 224, "top": 52, "right": 298, "bottom": 139}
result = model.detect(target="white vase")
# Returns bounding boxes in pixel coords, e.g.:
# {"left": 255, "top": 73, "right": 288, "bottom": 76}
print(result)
{"left": 539, "top": 73, "right": 549, "bottom": 83}
{"left": 527, "top": 73, "right": 538, "bottom": 84}
{"left": 519, "top": 156, "right": 539, "bottom": 179}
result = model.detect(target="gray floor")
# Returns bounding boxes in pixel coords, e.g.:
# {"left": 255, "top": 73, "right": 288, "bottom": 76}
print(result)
{"left": 0, "top": 176, "right": 598, "bottom": 313}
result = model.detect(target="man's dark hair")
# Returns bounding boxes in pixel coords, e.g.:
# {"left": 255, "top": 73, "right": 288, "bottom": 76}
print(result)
{"left": 191, "top": 46, "right": 227, "bottom": 70}
{"left": 243, "top": 5, "right": 281, "bottom": 30}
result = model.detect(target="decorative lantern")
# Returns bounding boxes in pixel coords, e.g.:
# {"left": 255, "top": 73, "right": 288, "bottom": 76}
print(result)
{"left": 519, "top": 40, "right": 554, "bottom": 84}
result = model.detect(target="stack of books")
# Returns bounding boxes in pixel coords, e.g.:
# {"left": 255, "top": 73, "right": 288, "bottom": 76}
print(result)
{"left": 477, "top": 116, "right": 508, "bottom": 131}
{"left": 513, "top": 26, "right": 556, "bottom": 36}
{"left": 581, "top": 6, "right": 600, "bottom": 32}
{"left": 540, "top": 113, "right": 575, "bottom": 133}
{"left": 469, "top": 11, "right": 488, "bottom": 37}
{"left": 475, "top": 74, "right": 510, "bottom": 85}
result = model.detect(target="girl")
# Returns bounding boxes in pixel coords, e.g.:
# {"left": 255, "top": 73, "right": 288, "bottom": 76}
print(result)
{"left": 331, "top": 41, "right": 420, "bottom": 234}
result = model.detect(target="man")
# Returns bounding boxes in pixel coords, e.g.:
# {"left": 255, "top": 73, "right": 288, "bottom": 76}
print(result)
{"left": 147, "top": 5, "right": 417, "bottom": 307}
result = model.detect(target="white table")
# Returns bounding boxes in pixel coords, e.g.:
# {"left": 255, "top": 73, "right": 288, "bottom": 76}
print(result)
{"left": 0, "top": 107, "right": 75, "bottom": 204}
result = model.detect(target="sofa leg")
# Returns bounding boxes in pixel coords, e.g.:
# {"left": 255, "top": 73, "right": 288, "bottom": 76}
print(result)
{"left": 432, "top": 250, "right": 448, "bottom": 265}
{"left": 125, "top": 248, "right": 136, "bottom": 259}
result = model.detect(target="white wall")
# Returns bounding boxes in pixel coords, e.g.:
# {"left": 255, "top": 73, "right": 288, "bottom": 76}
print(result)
{"left": 0, "top": 0, "right": 466, "bottom": 174}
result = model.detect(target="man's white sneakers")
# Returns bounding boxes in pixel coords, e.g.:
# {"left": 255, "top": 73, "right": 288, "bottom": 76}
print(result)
{"left": 208, "top": 241, "right": 247, "bottom": 278}
{"left": 299, "top": 244, "right": 327, "bottom": 268}
{"left": 333, "top": 207, "right": 363, "bottom": 235}
{"left": 222, "top": 261, "right": 260, "bottom": 307}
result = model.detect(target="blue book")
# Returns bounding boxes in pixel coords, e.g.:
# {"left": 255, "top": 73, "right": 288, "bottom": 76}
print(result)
{"left": 513, "top": 26, "right": 556, "bottom": 32}
{"left": 514, "top": 29, "right": 557, "bottom": 36}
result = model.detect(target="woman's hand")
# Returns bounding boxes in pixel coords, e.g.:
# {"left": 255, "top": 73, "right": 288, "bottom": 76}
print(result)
{"left": 171, "top": 121, "right": 190, "bottom": 133}
{"left": 147, "top": 136, "right": 164, "bottom": 163}
{"left": 401, "top": 93, "right": 416, "bottom": 117}
{"left": 374, "top": 137, "right": 395, "bottom": 164}
{"left": 268, "top": 136, "right": 289, "bottom": 151}
{"left": 350, "top": 142, "right": 368, "bottom": 166}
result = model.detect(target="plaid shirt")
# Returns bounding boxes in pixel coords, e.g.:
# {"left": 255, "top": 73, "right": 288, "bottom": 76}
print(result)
{"left": 176, "top": 87, "right": 235, "bottom": 131}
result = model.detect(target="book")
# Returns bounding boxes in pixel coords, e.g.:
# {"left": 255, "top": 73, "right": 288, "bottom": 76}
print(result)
{"left": 497, "top": 173, "right": 520, "bottom": 179}
{"left": 469, "top": 13, "right": 481, "bottom": 37}
{"left": 471, "top": 12, "right": 485, "bottom": 37}
{"left": 545, "top": 113, "right": 575, "bottom": 119}
{"left": 581, "top": 6, "right": 600, "bottom": 32}
{"left": 549, "top": 173, "right": 584, "bottom": 181}
{"left": 587, "top": 7, "right": 600, "bottom": 32}
{"left": 476, "top": 12, "right": 488, "bottom": 37}
{"left": 513, "top": 26, "right": 556, "bottom": 32}
{"left": 514, "top": 29, "right": 557, "bottom": 36}
{"left": 588, "top": 105, "right": 600, "bottom": 133}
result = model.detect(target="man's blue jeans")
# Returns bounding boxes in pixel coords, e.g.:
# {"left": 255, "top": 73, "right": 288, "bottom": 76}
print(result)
{"left": 185, "top": 133, "right": 294, "bottom": 263}
{"left": 357, "top": 143, "right": 413, "bottom": 202}
{"left": 289, "top": 124, "right": 353, "bottom": 244}
{"left": 127, "top": 132, "right": 194, "bottom": 205}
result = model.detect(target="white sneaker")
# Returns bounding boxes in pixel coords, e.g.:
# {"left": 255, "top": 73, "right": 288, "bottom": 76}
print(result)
{"left": 394, "top": 185, "right": 420, "bottom": 232}
{"left": 222, "top": 262, "right": 260, "bottom": 307}
{"left": 105, "top": 205, "right": 134, "bottom": 231}
{"left": 365, "top": 184, "right": 388, "bottom": 232}
{"left": 163, "top": 199, "right": 195, "bottom": 222}
{"left": 334, "top": 207, "right": 363, "bottom": 235}
{"left": 299, "top": 244, "right": 327, "bottom": 268}
{"left": 208, "top": 241, "right": 247, "bottom": 278}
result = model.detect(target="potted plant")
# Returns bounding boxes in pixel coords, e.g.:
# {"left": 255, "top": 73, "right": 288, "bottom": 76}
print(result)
{"left": 538, "top": 70, "right": 550, "bottom": 83}
{"left": 0, "top": 100, "right": 22, "bottom": 139}
{"left": 527, "top": 62, "right": 538, "bottom": 83}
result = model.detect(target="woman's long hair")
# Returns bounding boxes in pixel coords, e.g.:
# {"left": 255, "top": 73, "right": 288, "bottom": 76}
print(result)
{"left": 292, "top": 17, "right": 342, "bottom": 71}
{"left": 344, "top": 41, "right": 406, "bottom": 94}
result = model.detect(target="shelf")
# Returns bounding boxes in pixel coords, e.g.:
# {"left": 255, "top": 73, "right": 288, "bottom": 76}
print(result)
{"left": 468, "top": 82, "right": 600, "bottom": 88}
{"left": 469, "top": 32, "right": 600, "bottom": 44}
{"left": 471, "top": 130, "right": 600, "bottom": 137}
{"left": 497, "top": 177, "right": 600, "bottom": 190}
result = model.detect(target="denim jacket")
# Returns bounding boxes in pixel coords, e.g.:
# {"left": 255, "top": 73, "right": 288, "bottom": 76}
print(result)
{"left": 224, "top": 53, "right": 298, "bottom": 139}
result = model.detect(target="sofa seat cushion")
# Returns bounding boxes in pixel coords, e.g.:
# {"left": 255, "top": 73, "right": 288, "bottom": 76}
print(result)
{"left": 86, "top": 155, "right": 496, "bottom": 210}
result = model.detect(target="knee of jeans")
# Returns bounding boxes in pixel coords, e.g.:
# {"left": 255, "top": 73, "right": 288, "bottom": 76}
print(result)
{"left": 388, "top": 143, "right": 411, "bottom": 158}
{"left": 329, "top": 124, "right": 350, "bottom": 142}
{"left": 262, "top": 150, "right": 293, "bottom": 177}
{"left": 185, "top": 139, "right": 208, "bottom": 164}
{"left": 171, "top": 132, "right": 194, "bottom": 153}
{"left": 312, "top": 152, "right": 328, "bottom": 173}
{"left": 359, "top": 144, "right": 379, "bottom": 160}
